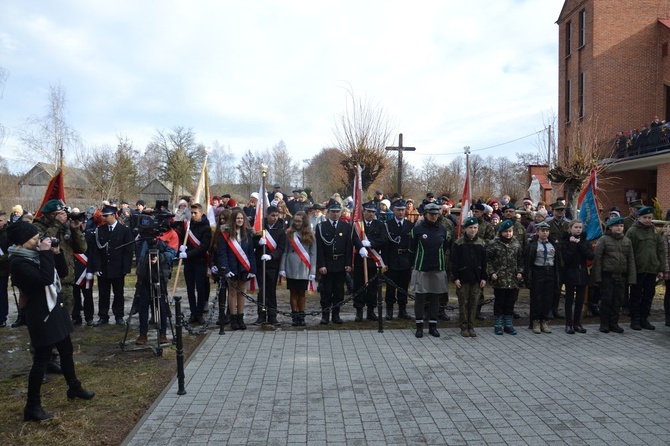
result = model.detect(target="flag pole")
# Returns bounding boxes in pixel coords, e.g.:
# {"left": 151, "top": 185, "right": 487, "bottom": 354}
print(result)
{"left": 260, "top": 163, "right": 268, "bottom": 319}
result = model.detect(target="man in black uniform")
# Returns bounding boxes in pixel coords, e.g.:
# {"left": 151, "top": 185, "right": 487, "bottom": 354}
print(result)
{"left": 382, "top": 200, "right": 414, "bottom": 320}
{"left": 254, "top": 205, "right": 286, "bottom": 325}
{"left": 352, "top": 203, "right": 386, "bottom": 322}
{"left": 90, "top": 205, "right": 134, "bottom": 325}
{"left": 316, "top": 202, "right": 352, "bottom": 324}
{"left": 176, "top": 203, "right": 212, "bottom": 324}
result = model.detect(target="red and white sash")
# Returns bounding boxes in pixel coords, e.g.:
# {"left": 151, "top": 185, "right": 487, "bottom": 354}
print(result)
{"left": 354, "top": 221, "right": 386, "bottom": 268}
{"left": 265, "top": 231, "right": 277, "bottom": 253}
{"left": 74, "top": 253, "right": 93, "bottom": 289}
{"left": 290, "top": 233, "right": 317, "bottom": 291}
{"left": 222, "top": 232, "right": 252, "bottom": 273}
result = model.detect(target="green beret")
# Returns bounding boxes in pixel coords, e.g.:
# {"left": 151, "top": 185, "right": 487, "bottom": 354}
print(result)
{"left": 463, "top": 217, "right": 478, "bottom": 228}
{"left": 606, "top": 216, "right": 624, "bottom": 227}
{"left": 41, "top": 199, "right": 65, "bottom": 214}
{"left": 637, "top": 206, "right": 654, "bottom": 216}
{"left": 498, "top": 219, "right": 514, "bottom": 232}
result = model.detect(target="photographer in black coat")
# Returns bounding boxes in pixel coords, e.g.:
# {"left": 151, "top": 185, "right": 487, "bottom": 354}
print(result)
{"left": 8, "top": 221, "right": 94, "bottom": 422}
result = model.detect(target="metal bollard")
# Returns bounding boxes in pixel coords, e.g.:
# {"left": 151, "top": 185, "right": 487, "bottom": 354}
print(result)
{"left": 377, "top": 267, "right": 384, "bottom": 333}
{"left": 174, "top": 296, "right": 187, "bottom": 395}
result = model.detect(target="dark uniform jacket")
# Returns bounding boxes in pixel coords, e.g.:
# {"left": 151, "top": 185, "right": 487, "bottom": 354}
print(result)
{"left": 560, "top": 232, "right": 594, "bottom": 286}
{"left": 353, "top": 218, "right": 386, "bottom": 271}
{"left": 523, "top": 235, "right": 560, "bottom": 288}
{"left": 382, "top": 218, "right": 414, "bottom": 271}
{"left": 0, "top": 225, "right": 9, "bottom": 278}
{"left": 625, "top": 221, "right": 666, "bottom": 275}
{"left": 9, "top": 250, "right": 71, "bottom": 348}
{"left": 409, "top": 219, "right": 449, "bottom": 272}
{"left": 451, "top": 235, "right": 487, "bottom": 283}
{"left": 89, "top": 222, "right": 134, "bottom": 278}
{"left": 592, "top": 231, "right": 636, "bottom": 284}
{"left": 254, "top": 219, "right": 286, "bottom": 270}
{"left": 316, "top": 219, "right": 352, "bottom": 273}
{"left": 177, "top": 217, "right": 212, "bottom": 264}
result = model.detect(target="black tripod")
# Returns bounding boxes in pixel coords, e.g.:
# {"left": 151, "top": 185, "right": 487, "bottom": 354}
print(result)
{"left": 120, "top": 241, "right": 175, "bottom": 356}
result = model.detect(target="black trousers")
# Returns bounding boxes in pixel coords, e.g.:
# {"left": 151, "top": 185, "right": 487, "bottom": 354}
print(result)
{"left": 138, "top": 285, "right": 168, "bottom": 335}
{"left": 353, "top": 261, "right": 378, "bottom": 309}
{"left": 385, "top": 269, "right": 411, "bottom": 306}
{"left": 629, "top": 273, "right": 656, "bottom": 321}
{"left": 320, "top": 271, "right": 346, "bottom": 311}
{"left": 564, "top": 284, "right": 586, "bottom": 322}
{"left": 258, "top": 267, "right": 279, "bottom": 315}
{"left": 184, "top": 261, "right": 210, "bottom": 316}
{"left": 530, "top": 266, "right": 556, "bottom": 322}
{"left": 73, "top": 283, "right": 94, "bottom": 321}
{"left": 414, "top": 293, "right": 439, "bottom": 322}
{"left": 28, "top": 337, "right": 78, "bottom": 407}
{"left": 600, "top": 273, "right": 625, "bottom": 326}
{"left": 98, "top": 276, "right": 126, "bottom": 319}
{"left": 493, "top": 288, "right": 516, "bottom": 316}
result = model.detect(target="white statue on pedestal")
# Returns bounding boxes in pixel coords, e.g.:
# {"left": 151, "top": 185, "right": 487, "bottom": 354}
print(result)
{"left": 528, "top": 175, "right": 541, "bottom": 206}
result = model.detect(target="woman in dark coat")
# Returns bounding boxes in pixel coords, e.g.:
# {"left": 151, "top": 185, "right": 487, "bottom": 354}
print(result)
{"left": 8, "top": 221, "right": 94, "bottom": 422}
{"left": 561, "top": 220, "right": 595, "bottom": 334}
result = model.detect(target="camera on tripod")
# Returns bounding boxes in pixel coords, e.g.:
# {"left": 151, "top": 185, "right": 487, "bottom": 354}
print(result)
{"left": 130, "top": 200, "right": 175, "bottom": 237}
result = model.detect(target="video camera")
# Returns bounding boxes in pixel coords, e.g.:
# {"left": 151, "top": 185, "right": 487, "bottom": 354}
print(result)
{"left": 130, "top": 200, "right": 175, "bottom": 238}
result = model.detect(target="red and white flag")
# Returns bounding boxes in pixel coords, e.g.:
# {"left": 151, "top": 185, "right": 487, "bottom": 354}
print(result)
{"left": 459, "top": 158, "right": 472, "bottom": 234}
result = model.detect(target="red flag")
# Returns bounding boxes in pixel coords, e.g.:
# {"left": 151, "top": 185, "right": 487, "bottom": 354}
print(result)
{"left": 352, "top": 165, "right": 363, "bottom": 223}
{"left": 34, "top": 169, "right": 65, "bottom": 219}
{"left": 253, "top": 181, "right": 269, "bottom": 233}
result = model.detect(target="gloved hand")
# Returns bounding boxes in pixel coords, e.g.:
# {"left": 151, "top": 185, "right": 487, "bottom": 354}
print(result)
{"left": 261, "top": 254, "right": 271, "bottom": 261}
{"left": 258, "top": 237, "right": 266, "bottom": 246}
{"left": 308, "top": 274, "right": 315, "bottom": 281}
{"left": 210, "top": 265, "right": 219, "bottom": 275}
{"left": 362, "top": 239, "right": 372, "bottom": 248}
{"left": 226, "top": 271, "right": 235, "bottom": 278}
{"left": 248, "top": 273, "right": 256, "bottom": 278}
{"left": 86, "top": 273, "right": 94, "bottom": 280}
{"left": 179, "top": 245, "right": 187, "bottom": 253}
{"left": 359, "top": 247, "right": 368, "bottom": 258}
{"left": 179, "top": 252, "right": 188, "bottom": 259}
{"left": 279, "top": 270, "right": 286, "bottom": 277}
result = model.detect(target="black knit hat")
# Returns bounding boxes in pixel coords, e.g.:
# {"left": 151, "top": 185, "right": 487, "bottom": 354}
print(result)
{"left": 7, "top": 221, "right": 39, "bottom": 246}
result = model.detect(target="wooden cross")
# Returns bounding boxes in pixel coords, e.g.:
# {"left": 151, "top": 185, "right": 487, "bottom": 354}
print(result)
{"left": 385, "top": 133, "right": 416, "bottom": 197}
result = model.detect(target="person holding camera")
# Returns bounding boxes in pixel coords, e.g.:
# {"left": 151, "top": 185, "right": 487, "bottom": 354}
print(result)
{"left": 8, "top": 221, "right": 95, "bottom": 421}
{"left": 89, "top": 204, "right": 134, "bottom": 325}
{"left": 218, "top": 208, "right": 256, "bottom": 330}
{"left": 33, "top": 199, "right": 87, "bottom": 319}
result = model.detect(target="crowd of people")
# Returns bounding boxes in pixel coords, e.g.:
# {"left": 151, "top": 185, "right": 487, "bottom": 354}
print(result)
{"left": 614, "top": 115, "right": 670, "bottom": 157}
{"left": 2, "top": 183, "right": 670, "bottom": 421}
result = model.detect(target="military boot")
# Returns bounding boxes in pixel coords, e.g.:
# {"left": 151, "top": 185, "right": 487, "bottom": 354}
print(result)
{"left": 291, "top": 311, "right": 299, "bottom": 326}
{"left": 354, "top": 308, "right": 363, "bottom": 322}
{"left": 298, "top": 312, "right": 306, "bottom": 326}
{"left": 320, "top": 311, "right": 330, "bottom": 325}
{"left": 630, "top": 318, "right": 641, "bottom": 331}
{"left": 11, "top": 308, "right": 26, "bottom": 328}
{"left": 503, "top": 315, "right": 517, "bottom": 335}
{"left": 437, "top": 306, "right": 450, "bottom": 321}
{"left": 331, "top": 308, "right": 343, "bottom": 324}
{"left": 385, "top": 304, "right": 394, "bottom": 321}
{"left": 253, "top": 312, "right": 266, "bottom": 325}
{"left": 494, "top": 316, "right": 503, "bottom": 335}
{"left": 415, "top": 321, "right": 424, "bottom": 338}
{"left": 428, "top": 323, "right": 440, "bottom": 337}
{"left": 640, "top": 319, "right": 655, "bottom": 330}
{"left": 366, "top": 307, "right": 377, "bottom": 321}
{"left": 397, "top": 304, "right": 411, "bottom": 320}
{"left": 237, "top": 314, "right": 247, "bottom": 330}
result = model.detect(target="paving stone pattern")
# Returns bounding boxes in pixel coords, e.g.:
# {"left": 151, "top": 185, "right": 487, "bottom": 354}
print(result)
{"left": 124, "top": 325, "right": 670, "bottom": 446}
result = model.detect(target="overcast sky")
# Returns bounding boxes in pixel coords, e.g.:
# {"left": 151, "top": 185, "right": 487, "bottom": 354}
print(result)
{"left": 0, "top": 0, "right": 565, "bottom": 174}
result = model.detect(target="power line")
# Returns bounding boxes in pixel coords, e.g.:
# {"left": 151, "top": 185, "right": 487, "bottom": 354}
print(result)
{"left": 431, "top": 129, "right": 547, "bottom": 156}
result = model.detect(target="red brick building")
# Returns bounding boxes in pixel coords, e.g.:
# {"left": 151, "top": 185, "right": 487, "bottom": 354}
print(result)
{"left": 557, "top": 0, "right": 670, "bottom": 214}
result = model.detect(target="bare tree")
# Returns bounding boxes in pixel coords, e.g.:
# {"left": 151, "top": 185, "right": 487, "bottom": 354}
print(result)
{"left": 271, "top": 140, "right": 299, "bottom": 190}
{"left": 79, "top": 136, "right": 141, "bottom": 202}
{"left": 333, "top": 87, "right": 396, "bottom": 192}
{"left": 151, "top": 127, "right": 206, "bottom": 204}
{"left": 17, "top": 82, "right": 81, "bottom": 166}
{"left": 209, "top": 140, "right": 237, "bottom": 187}
{"left": 304, "top": 148, "right": 348, "bottom": 203}
{"left": 236, "top": 149, "right": 270, "bottom": 198}
{"left": 138, "top": 141, "right": 163, "bottom": 188}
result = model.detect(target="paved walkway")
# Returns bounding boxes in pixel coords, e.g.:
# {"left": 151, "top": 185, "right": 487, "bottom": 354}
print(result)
{"left": 123, "top": 323, "right": 670, "bottom": 446}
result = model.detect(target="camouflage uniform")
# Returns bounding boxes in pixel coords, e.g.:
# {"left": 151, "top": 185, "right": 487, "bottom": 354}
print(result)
{"left": 33, "top": 216, "right": 87, "bottom": 314}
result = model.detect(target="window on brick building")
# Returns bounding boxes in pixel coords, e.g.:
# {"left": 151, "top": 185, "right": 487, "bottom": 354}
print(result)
{"left": 579, "top": 9, "right": 586, "bottom": 48}
{"left": 663, "top": 42, "right": 668, "bottom": 57}
{"left": 566, "top": 21, "right": 572, "bottom": 57}
{"left": 579, "top": 72, "right": 585, "bottom": 119}
{"left": 566, "top": 79, "right": 572, "bottom": 123}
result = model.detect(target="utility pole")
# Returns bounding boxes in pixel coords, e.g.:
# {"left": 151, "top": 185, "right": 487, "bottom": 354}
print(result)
{"left": 385, "top": 133, "right": 416, "bottom": 197}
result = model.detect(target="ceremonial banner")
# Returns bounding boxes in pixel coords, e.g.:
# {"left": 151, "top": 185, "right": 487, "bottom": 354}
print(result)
{"left": 459, "top": 161, "right": 471, "bottom": 234}
{"left": 577, "top": 168, "right": 603, "bottom": 241}
{"left": 34, "top": 168, "right": 65, "bottom": 219}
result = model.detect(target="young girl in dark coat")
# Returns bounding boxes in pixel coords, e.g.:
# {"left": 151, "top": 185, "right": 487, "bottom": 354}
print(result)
{"left": 561, "top": 220, "right": 595, "bottom": 334}
{"left": 8, "top": 221, "right": 94, "bottom": 421}
{"left": 218, "top": 208, "right": 256, "bottom": 330}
